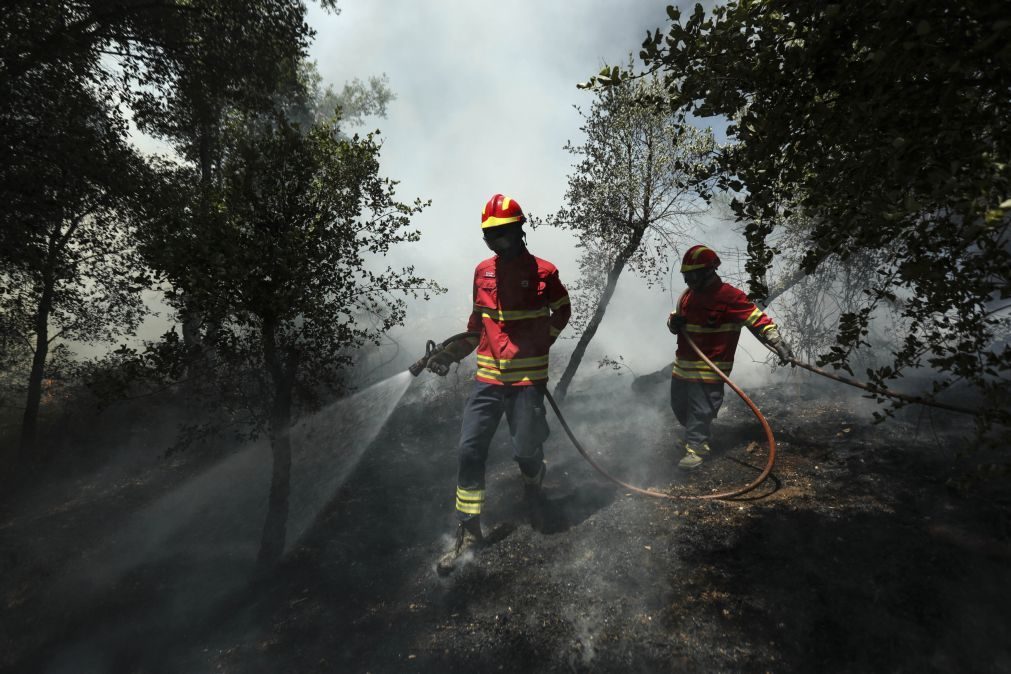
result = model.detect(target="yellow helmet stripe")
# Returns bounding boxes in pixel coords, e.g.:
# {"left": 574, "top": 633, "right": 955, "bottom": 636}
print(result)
{"left": 680, "top": 262, "right": 709, "bottom": 271}
{"left": 691, "top": 246, "right": 713, "bottom": 261}
{"left": 481, "top": 214, "right": 524, "bottom": 229}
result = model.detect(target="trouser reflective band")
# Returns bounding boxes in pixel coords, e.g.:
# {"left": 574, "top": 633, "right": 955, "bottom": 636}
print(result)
{"left": 455, "top": 486, "right": 485, "bottom": 515}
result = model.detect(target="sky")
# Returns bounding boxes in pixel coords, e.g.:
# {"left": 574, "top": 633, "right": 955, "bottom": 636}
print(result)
{"left": 300, "top": 1, "right": 772, "bottom": 383}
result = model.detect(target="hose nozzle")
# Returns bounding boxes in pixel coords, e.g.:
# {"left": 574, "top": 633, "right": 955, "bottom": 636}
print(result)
{"left": 407, "top": 332, "right": 479, "bottom": 377}
{"left": 408, "top": 340, "right": 439, "bottom": 377}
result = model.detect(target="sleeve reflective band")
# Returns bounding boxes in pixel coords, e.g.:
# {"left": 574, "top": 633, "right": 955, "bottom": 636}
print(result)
{"left": 549, "top": 295, "right": 570, "bottom": 310}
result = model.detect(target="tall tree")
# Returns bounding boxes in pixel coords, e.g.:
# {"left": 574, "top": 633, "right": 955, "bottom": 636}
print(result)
{"left": 539, "top": 71, "right": 715, "bottom": 402}
{"left": 142, "top": 111, "right": 434, "bottom": 567}
{"left": 0, "top": 72, "right": 149, "bottom": 467}
{"left": 0, "top": 1, "right": 328, "bottom": 470}
{"left": 125, "top": 1, "right": 322, "bottom": 350}
{"left": 587, "top": 1, "right": 1011, "bottom": 426}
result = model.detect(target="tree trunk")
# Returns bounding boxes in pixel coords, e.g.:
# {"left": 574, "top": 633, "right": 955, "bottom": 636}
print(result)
{"left": 182, "top": 117, "right": 221, "bottom": 355}
{"left": 256, "top": 402, "right": 292, "bottom": 571}
{"left": 18, "top": 276, "right": 54, "bottom": 464}
{"left": 554, "top": 226, "right": 647, "bottom": 403}
{"left": 761, "top": 264, "right": 809, "bottom": 309}
{"left": 256, "top": 319, "right": 296, "bottom": 571}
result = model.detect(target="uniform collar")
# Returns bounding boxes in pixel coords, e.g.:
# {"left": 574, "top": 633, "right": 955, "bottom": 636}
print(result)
{"left": 696, "top": 275, "right": 722, "bottom": 292}
{"left": 495, "top": 247, "right": 532, "bottom": 264}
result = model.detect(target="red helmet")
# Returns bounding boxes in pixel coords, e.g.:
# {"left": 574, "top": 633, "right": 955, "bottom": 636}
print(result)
{"left": 481, "top": 194, "right": 525, "bottom": 230}
{"left": 680, "top": 245, "right": 720, "bottom": 272}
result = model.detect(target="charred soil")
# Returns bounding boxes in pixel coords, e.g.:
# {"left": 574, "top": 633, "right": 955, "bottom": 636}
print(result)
{"left": 2, "top": 380, "right": 1010, "bottom": 673}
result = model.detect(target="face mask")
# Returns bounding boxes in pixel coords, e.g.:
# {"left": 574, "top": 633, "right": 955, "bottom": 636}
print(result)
{"left": 684, "top": 270, "right": 713, "bottom": 290}
{"left": 484, "top": 230, "right": 517, "bottom": 254}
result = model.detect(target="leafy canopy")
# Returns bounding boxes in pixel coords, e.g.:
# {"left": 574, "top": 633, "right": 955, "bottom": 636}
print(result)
{"left": 138, "top": 111, "right": 434, "bottom": 433}
{"left": 585, "top": 0, "right": 1011, "bottom": 425}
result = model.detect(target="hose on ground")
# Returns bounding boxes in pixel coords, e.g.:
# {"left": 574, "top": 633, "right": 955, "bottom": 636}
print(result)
{"left": 546, "top": 331, "right": 776, "bottom": 501}
{"left": 760, "top": 343, "right": 976, "bottom": 416}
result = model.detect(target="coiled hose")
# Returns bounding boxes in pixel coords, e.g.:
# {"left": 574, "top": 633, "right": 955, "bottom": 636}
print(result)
{"left": 545, "top": 331, "right": 776, "bottom": 501}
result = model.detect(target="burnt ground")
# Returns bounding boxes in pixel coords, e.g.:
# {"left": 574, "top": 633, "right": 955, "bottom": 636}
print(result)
{"left": 2, "top": 376, "right": 1011, "bottom": 673}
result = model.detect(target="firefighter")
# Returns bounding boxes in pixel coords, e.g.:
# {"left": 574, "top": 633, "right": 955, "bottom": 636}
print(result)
{"left": 429, "top": 194, "right": 571, "bottom": 576}
{"left": 667, "top": 245, "right": 792, "bottom": 469}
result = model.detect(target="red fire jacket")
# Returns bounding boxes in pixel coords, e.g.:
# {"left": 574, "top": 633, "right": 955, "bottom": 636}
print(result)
{"left": 466, "top": 251, "right": 570, "bottom": 385}
{"left": 673, "top": 280, "right": 777, "bottom": 383}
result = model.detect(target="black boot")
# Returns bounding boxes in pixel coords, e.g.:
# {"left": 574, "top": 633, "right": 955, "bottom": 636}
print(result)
{"left": 436, "top": 518, "right": 483, "bottom": 576}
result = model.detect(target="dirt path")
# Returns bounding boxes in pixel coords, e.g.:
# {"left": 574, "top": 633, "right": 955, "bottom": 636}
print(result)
{"left": 2, "top": 381, "right": 1009, "bottom": 673}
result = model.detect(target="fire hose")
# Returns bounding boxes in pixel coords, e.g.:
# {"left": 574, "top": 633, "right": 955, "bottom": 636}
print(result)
{"left": 545, "top": 337, "right": 977, "bottom": 500}
{"left": 410, "top": 331, "right": 776, "bottom": 501}
{"left": 759, "top": 343, "right": 976, "bottom": 417}
{"left": 545, "top": 331, "right": 776, "bottom": 501}
{"left": 410, "top": 317, "right": 981, "bottom": 501}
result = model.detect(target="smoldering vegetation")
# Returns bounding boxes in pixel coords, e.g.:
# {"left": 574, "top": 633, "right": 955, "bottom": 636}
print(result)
{"left": 3, "top": 357, "right": 1008, "bottom": 673}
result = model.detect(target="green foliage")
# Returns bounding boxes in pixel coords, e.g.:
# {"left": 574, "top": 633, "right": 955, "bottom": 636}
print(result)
{"left": 539, "top": 64, "right": 716, "bottom": 400}
{"left": 0, "top": 50, "right": 152, "bottom": 460}
{"left": 539, "top": 64, "right": 716, "bottom": 333}
{"left": 140, "top": 111, "right": 435, "bottom": 436}
{"left": 299, "top": 61, "right": 395, "bottom": 129}
{"left": 590, "top": 1, "right": 1011, "bottom": 427}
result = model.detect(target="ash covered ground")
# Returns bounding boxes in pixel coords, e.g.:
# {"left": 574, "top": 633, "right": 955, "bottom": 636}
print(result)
{"left": 2, "top": 373, "right": 1010, "bottom": 673}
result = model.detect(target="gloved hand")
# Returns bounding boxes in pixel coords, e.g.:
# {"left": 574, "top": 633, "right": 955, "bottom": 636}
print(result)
{"left": 426, "top": 349, "right": 456, "bottom": 376}
{"left": 667, "top": 312, "right": 687, "bottom": 334}
{"left": 773, "top": 340, "right": 794, "bottom": 366}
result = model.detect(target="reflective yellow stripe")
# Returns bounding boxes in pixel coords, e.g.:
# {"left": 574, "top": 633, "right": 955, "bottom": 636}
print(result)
{"left": 673, "top": 358, "right": 733, "bottom": 381}
{"left": 481, "top": 215, "right": 523, "bottom": 229}
{"left": 680, "top": 262, "right": 708, "bottom": 271}
{"left": 549, "top": 295, "right": 570, "bottom": 310}
{"left": 685, "top": 323, "right": 741, "bottom": 334}
{"left": 475, "top": 304, "right": 550, "bottom": 321}
{"left": 692, "top": 246, "right": 713, "bottom": 261}
{"left": 672, "top": 368, "right": 724, "bottom": 382}
{"left": 759, "top": 323, "right": 776, "bottom": 334}
{"left": 455, "top": 488, "right": 484, "bottom": 514}
{"left": 476, "top": 367, "right": 548, "bottom": 383}
{"left": 456, "top": 487, "right": 485, "bottom": 502}
{"left": 675, "top": 359, "right": 734, "bottom": 370}
{"left": 745, "top": 307, "right": 764, "bottom": 326}
{"left": 476, "top": 354, "right": 549, "bottom": 370}
{"left": 549, "top": 326, "right": 561, "bottom": 337}
{"left": 456, "top": 500, "right": 483, "bottom": 514}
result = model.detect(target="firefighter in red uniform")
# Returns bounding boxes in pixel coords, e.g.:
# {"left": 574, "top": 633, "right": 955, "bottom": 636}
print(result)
{"left": 667, "top": 245, "right": 793, "bottom": 469}
{"left": 428, "top": 194, "right": 571, "bottom": 575}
